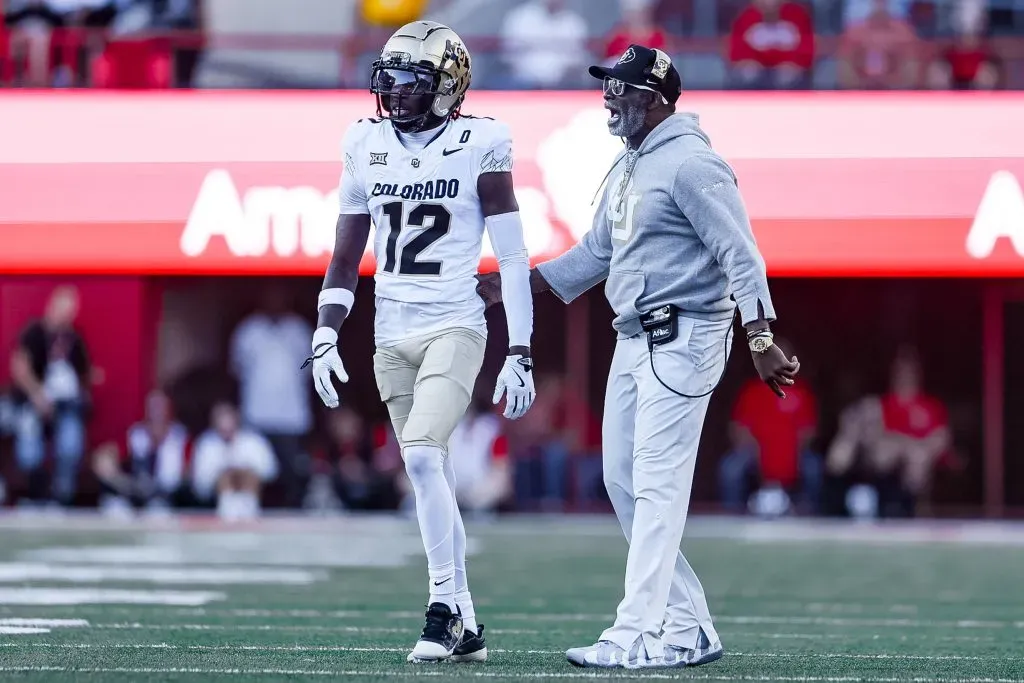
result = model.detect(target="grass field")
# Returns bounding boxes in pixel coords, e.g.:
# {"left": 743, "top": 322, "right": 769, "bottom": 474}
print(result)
{"left": 0, "top": 513, "right": 1022, "bottom": 682}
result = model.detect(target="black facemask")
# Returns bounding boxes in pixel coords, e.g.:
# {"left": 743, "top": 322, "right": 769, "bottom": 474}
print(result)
{"left": 372, "top": 66, "right": 443, "bottom": 133}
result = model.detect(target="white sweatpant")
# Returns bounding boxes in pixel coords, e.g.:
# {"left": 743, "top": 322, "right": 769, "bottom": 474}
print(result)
{"left": 599, "top": 315, "right": 732, "bottom": 659}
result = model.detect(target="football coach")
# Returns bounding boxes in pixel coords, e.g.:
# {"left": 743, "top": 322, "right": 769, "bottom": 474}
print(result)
{"left": 476, "top": 44, "right": 800, "bottom": 669}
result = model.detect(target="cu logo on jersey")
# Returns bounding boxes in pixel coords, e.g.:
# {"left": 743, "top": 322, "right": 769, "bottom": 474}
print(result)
{"left": 607, "top": 174, "right": 640, "bottom": 243}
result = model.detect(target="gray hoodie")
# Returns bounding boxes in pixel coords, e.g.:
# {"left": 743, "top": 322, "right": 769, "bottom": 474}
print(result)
{"left": 536, "top": 112, "right": 776, "bottom": 339}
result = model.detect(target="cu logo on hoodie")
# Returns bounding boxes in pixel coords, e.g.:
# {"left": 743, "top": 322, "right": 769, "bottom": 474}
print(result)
{"left": 607, "top": 174, "right": 640, "bottom": 243}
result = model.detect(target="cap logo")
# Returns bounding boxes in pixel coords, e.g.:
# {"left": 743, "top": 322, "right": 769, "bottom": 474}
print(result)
{"left": 617, "top": 47, "right": 636, "bottom": 65}
{"left": 651, "top": 49, "right": 671, "bottom": 80}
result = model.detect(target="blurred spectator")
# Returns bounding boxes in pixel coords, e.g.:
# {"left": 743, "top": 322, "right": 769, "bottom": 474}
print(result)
{"left": 727, "top": 0, "right": 814, "bottom": 90}
{"left": 93, "top": 0, "right": 201, "bottom": 89}
{"left": 602, "top": 0, "right": 667, "bottom": 68}
{"left": 9, "top": 286, "right": 91, "bottom": 507}
{"left": 650, "top": 0, "right": 688, "bottom": 37}
{"left": 719, "top": 341, "right": 821, "bottom": 515}
{"left": 825, "top": 393, "right": 889, "bottom": 517}
{"left": 229, "top": 287, "right": 313, "bottom": 508}
{"left": 4, "top": 0, "right": 68, "bottom": 86}
{"left": 510, "top": 373, "right": 601, "bottom": 511}
{"left": 307, "top": 407, "right": 399, "bottom": 512}
{"left": 838, "top": 0, "right": 921, "bottom": 90}
{"left": 510, "top": 373, "right": 568, "bottom": 510}
{"left": 499, "top": 0, "right": 588, "bottom": 89}
{"left": 0, "top": 0, "right": 6, "bottom": 82}
{"left": 449, "top": 395, "right": 512, "bottom": 516}
{"left": 3, "top": 0, "right": 117, "bottom": 86}
{"left": 191, "top": 401, "right": 279, "bottom": 521}
{"left": 926, "top": 0, "right": 1002, "bottom": 90}
{"left": 878, "top": 349, "right": 952, "bottom": 512}
{"left": 827, "top": 350, "right": 952, "bottom": 518}
{"left": 92, "top": 388, "right": 193, "bottom": 515}
{"left": 843, "top": 0, "right": 911, "bottom": 26}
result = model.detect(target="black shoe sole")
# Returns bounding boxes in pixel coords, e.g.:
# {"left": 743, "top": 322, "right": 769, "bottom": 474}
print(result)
{"left": 451, "top": 645, "right": 487, "bottom": 663}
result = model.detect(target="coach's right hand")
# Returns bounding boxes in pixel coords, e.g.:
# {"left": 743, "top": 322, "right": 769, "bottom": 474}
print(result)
{"left": 305, "top": 327, "right": 349, "bottom": 409}
{"left": 752, "top": 343, "right": 799, "bottom": 399}
{"left": 475, "top": 272, "right": 503, "bottom": 309}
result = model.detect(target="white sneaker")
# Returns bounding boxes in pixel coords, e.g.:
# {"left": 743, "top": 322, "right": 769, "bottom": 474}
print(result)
{"left": 406, "top": 602, "right": 463, "bottom": 663}
{"left": 663, "top": 628, "right": 724, "bottom": 668}
{"left": 566, "top": 638, "right": 660, "bottom": 669}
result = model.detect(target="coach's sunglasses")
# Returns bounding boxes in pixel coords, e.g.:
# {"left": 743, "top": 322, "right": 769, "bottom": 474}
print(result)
{"left": 603, "top": 76, "right": 669, "bottom": 104}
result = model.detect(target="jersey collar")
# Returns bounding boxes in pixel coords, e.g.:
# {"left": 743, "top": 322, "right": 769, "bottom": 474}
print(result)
{"left": 390, "top": 119, "right": 451, "bottom": 154}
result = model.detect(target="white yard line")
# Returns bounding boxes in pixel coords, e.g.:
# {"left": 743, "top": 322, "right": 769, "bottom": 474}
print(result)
{"left": 82, "top": 622, "right": 542, "bottom": 635}
{"left": 36, "top": 606, "right": 1024, "bottom": 631}
{"left": 0, "top": 588, "right": 225, "bottom": 606}
{"left": 56, "top": 611, "right": 1024, "bottom": 630}
{"left": 0, "top": 563, "right": 324, "bottom": 585}
{"left": 718, "top": 616, "right": 1023, "bottom": 629}
{"left": 0, "top": 667, "right": 1021, "bottom": 682}
{"left": 726, "top": 632, "right": 999, "bottom": 643}
{"left": 0, "top": 619, "right": 88, "bottom": 627}
{"left": 0, "top": 643, "right": 1020, "bottom": 662}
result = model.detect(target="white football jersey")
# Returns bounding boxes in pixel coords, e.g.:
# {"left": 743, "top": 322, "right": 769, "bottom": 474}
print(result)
{"left": 338, "top": 115, "right": 514, "bottom": 346}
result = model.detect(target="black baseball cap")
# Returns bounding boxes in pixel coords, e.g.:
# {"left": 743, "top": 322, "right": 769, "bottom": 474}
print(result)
{"left": 588, "top": 44, "right": 682, "bottom": 105}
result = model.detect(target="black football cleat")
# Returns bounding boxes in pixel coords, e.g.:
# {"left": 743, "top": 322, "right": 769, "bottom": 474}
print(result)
{"left": 406, "top": 602, "right": 464, "bottom": 663}
{"left": 451, "top": 624, "right": 487, "bottom": 663}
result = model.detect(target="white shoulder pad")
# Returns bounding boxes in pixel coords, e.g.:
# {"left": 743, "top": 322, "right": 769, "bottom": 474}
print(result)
{"left": 460, "top": 116, "right": 514, "bottom": 175}
{"left": 340, "top": 118, "right": 384, "bottom": 176}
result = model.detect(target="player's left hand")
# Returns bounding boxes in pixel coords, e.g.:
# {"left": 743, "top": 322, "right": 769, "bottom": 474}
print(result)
{"left": 302, "top": 336, "right": 349, "bottom": 409}
{"left": 475, "top": 272, "right": 503, "bottom": 309}
{"left": 493, "top": 354, "right": 535, "bottom": 420}
{"left": 752, "top": 343, "right": 800, "bottom": 399}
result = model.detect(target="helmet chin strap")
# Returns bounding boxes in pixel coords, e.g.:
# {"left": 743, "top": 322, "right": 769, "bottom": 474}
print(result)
{"left": 393, "top": 113, "right": 435, "bottom": 133}
{"left": 376, "top": 93, "right": 438, "bottom": 133}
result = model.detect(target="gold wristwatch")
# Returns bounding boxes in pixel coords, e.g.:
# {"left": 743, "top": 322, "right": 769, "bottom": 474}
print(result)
{"left": 748, "top": 331, "right": 774, "bottom": 354}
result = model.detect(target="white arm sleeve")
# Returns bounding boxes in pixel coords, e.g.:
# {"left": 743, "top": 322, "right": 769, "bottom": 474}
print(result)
{"left": 485, "top": 211, "right": 533, "bottom": 348}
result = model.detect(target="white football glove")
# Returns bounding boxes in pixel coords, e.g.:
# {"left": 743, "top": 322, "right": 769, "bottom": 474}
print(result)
{"left": 305, "top": 327, "right": 349, "bottom": 409}
{"left": 493, "top": 354, "right": 536, "bottom": 420}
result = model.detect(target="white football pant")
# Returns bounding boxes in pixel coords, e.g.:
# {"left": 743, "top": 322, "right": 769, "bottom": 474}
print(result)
{"left": 598, "top": 316, "right": 732, "bottom": 659}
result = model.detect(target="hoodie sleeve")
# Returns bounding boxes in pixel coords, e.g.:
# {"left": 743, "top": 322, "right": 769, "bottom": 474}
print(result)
{"left": 673, "top": 153, "right": 776, "bottom": 325}
{"left": 535, "top": 190, "right": 613, "bottom": 304}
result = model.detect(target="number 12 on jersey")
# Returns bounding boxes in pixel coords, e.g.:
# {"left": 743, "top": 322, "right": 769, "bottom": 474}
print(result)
{"left": 379, "top": 201, "right": 453, "bottom": 276}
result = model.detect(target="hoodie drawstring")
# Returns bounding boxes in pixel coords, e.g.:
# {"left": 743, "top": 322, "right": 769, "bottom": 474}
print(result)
{"left": 590, "top": 152, "right": 628, "bottom": 207}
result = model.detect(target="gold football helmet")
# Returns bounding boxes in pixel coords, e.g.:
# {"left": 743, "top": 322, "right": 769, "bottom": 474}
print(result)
{"left": 370, "top": 21, "right": 472, "bottom": 131}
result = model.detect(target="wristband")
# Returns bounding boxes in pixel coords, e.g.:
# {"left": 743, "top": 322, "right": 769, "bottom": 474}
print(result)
{"left": 318, "top": 288, "right": 354, "bottom": 312}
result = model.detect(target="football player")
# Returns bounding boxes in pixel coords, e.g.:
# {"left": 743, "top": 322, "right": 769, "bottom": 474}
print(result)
{"left": 306, "top": 21, "right": 536, "bottom": 663}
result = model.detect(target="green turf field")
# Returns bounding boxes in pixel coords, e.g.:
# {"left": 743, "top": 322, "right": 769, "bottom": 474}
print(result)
{"left": 0, "top": 514, "right": 1022, "bottom": 682}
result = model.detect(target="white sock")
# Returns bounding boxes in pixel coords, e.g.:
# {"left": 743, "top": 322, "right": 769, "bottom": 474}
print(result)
{"left": 405, "top": 444, "right": 457, "bottom": 611}
{"left": 455, "top": 589, "right": 477, "bottom": 634}
{"left": 444, "top": 454, "right": 477, "bottom": 633}
{"left": 238, "top": 491, "right": 260, "bottom": 519}
{"left": 217, "top": 491, "right": 239, "bottom": 521}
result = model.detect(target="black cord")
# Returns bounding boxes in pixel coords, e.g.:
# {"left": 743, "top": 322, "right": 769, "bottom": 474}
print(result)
{"left": 647, "top": 311, "right": 736, "bottom": 399}
{"left": 300, "top": 343, "right": 336, "bottom": 370}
